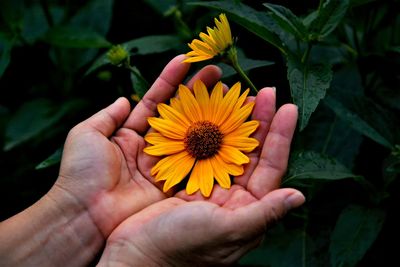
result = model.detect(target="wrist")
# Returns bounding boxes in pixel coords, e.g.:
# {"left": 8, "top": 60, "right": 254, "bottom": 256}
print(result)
{"left": 44, "top": 183, "right": 106, "bottom": 264}
{"left": 0, "top": 183, "right": 105, "bottom": 266}
{"left": 97, "top": 235, "right": 169, "bottom": 267}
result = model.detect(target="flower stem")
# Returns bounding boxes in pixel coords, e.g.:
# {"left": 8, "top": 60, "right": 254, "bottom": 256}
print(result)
{"left": 227, "top": 47, "right": 259, "bottom": 94}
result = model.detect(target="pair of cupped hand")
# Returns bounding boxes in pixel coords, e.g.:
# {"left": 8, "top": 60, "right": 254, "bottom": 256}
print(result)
{"left": 54, "top": 54, "right": 304, "bottom": 266}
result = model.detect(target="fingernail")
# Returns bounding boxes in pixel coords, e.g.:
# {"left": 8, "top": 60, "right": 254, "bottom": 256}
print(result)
{"left": 271, "top": 86, "right": 276, "bottom": 93}
{"left": 285, "top": 191, "right": 305, "bottom": 209}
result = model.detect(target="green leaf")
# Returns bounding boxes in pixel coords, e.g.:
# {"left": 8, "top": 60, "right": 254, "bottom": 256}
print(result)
{"left": 20, "top": 4, "right": 50, "bottom": 44}
{"left": 298, "top": 105, "right": 363, "bottom": 169}
{"left": 309, "top": 43, "right": 348, "bottom": 65}
{"left": 287, "top": 56, "right": 333, "bottom": 131}
{"left": 124, "top": 35, "right": 182, "bottom": 55}
{"left": 263, "top": 3, "right": 308, "bottom": 41}
{"left": 240, "top": 225, "right": 316, "bottom": 267}
{"left": 44, "top": 0, "right": 113, "bottom": 46}
{"left": 0, "top": 32, "right": 13, "bottom": 77}
{"left": 0, "top": 0, "right": 24, "bottom": 33}
{"left": 50, "top": 47, "right": 100, "bottom": 75}
{"left": 324, "top": 95, "right": 395, "bottom": 148}
{"left": 70, "top": 0, "right": 114, "bottom": 36}
{"left": 43, "top": 26, "right": 111, "bottom": 48}
{"left": 383, "top": 150, "right": 400, "bottom": 189}
{"left": 329, "top": 205, "right": 385, "bottom": 267}
{"left": 143, "top": 0, "right": 177, "bottom": 15}
{"left": 85, "top": 35, "right": 181, "bottom": 76}
{"left": 130, "top": 66, "right": 149, "bottom": 99}
{"left": 297, "top": 66, "right": 363, "bottom": 168}
{"left": 303, "top": 10, "right": 318, "bottom": 28}
{"left": 309, "top": 0, "right": 350, "bottom": 39}
{"left": 350, "top": 0, "right": 379, "bottom": 8}
{"left": 389, "top": 46, "right": 400, "bottom": 54}
{"left": 190, "top": 1, "right": 284, "bottom": 53}
{"left": 283, "top": 150, "right": 359, "bottom": 186}
{"left": 4, "top": 99, "right": 84, "bottom": 151}
{"left": 35, "top": 147, "right": 63, "bottom": 170}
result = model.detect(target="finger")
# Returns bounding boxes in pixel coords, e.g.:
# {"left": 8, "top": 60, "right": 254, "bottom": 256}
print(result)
{"left": 231, "top": 188, "right": 305, "bottom": 238}
{"left": 222, "top": 188, "right": 258, "bottom": 210}
{"left": 186, "top": 65, "right": 222, "bottom": 89}
{"left": 175, "top": 184, "right": 242, "bottom": 206}
{"left": 247, "top": 104, "right": 298, "bottom": 199}
{"left": 76, "top": 97, "right": 131, "bottom": 137}
{"left": 234, "top": 87, "right": 276, "bottom": 187}
{"left": 123, "top": 54, "right": 191, "bottom": 134}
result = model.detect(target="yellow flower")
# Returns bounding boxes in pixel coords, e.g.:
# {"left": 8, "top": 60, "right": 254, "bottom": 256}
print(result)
{"left": 144, "top": 80, "right": 259, "bottom": 197}
{"left": 183, "top": 13, "right": 233, "bottom": 63}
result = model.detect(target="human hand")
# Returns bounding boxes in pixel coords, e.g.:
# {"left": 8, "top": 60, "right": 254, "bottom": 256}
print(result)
{"left": 0, "top": 55, "right": 223, "bottom": 267}
{"left": 51, "top": 55, "right": 223, "bottom": 238}
{"left": 97, "top": 87, "right": 305, "bottom": 266}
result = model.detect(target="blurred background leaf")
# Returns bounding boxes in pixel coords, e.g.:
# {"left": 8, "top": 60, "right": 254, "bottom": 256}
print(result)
{"left": 329, "top": 205, "right": 386, "bottom": 267}
{"left": 35, "top": 147, "right": 63, "bottom": 170}
{"left": 4, "top": 99, "right": 85, "bottom": 151}
{"left": 283, "top": 150, "right": 360, "bottom": 187}
{"left": 43, "top": 26, "right": 112, "bottom": 48}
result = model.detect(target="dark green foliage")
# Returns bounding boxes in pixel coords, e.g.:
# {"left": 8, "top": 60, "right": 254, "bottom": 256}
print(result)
{"left": 1, "top": 0, "right": 399, "bottom": 266}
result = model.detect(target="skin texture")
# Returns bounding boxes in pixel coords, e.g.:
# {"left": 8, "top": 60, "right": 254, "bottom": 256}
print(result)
{"left": 0, "top": 55, "right": 304, "bottom": 267}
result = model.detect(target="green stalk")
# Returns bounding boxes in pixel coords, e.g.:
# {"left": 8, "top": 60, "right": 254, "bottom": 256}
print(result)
{"left": 227, "top": 46, "right": 258, "bottom": 94}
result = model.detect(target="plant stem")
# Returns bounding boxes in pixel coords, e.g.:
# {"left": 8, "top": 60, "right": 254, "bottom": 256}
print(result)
{"left": 40, "top": 0, "right": 54, "bottom": 27}
{"left": 322, "top": 115, "right": 337, "bottom": 154}
{"left": 301, "top": 42, "right": 313, "bottom": 64}
{"left": 227, "top": 47, "right": 259, "bottom": 94}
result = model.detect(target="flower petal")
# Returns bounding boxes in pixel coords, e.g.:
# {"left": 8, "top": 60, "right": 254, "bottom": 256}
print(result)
{"left": 225, "top": 120, "right": 259, "bottom": 138}
{"left": 170, "top": 98, "right": 184, "bottom": 114}
{"left": 210, "top": 156, "right": 231, "bottom": 189}
{"left": 158, "top": 103, "right": 190, "bottom": 128}
{"left": 219, "top": 14, "right": 232, "bottom": 45}
{"left": 218, "top": 145, "right": 250, "bottom": 165}
{"left": 148, "top": 117, "right": 186, "bottom": 139}
{"left": 143, "top": 141, "right": 185, "bottom": 156}
{"left": 214, "top": 81, "right": 241, "bottom": 125}
{"left": 193, "top": 80, "right": 210, "bottom": 120}
{"left": 209, "top": 82, "right": 223, "bottom": 124}
{"left": 209, "top": 26, "right": 225, "bottom": 50}
{"left": 199, "top": 159, "right": 214, "bottom": 197}
{"left": 215, "top": 154, "right": 244, "bottom": 176}
{"left": 151, "top": 151, "right": 191, "bottom": 177}
{"left": 162, "top": 154, "right": 195, "bottom": 192}
{"left": 199, "top": 32, "right": 218, "bottom": 52}
{"left": 178, "top": 85, "right": 202, "bottom": 122}
{"left": 189, "top": 39, "right": 215, "bottom": 56}
{"left": 144, "top": 132, "right": 168, "bottom": 145}
{"left": 186, "top": 161, "right": 200, "bottom": 195}
{"left": 186, "top": 159, "right": 215, "bottom": 197}
{"left": 223, "top": 136, "right": 259, "bottom": 153}
{"left": 183, "top": 54, "right": 213, "bottom": 63}
{"left": 234, "top": 88, "right": 250, "bottom": 110}
{"left": 220, "top": 102, "right": 255, "bottom": 134}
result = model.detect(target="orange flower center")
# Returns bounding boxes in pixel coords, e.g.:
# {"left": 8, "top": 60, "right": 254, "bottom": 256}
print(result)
{"left": 184, "top": 121, "right": 223, "bottom": 159}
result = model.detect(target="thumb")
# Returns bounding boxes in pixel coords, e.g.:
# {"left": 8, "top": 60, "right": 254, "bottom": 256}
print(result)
{"left": 79, "top": 97, "right": 131, "bottom": 137}
{"left": 234, "top": 188, "right": 305, "bottom": 236}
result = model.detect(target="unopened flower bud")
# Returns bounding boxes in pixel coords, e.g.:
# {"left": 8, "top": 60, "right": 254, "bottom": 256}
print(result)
{"left": 107, "top": 45, "right": 129, "bottom": 66}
